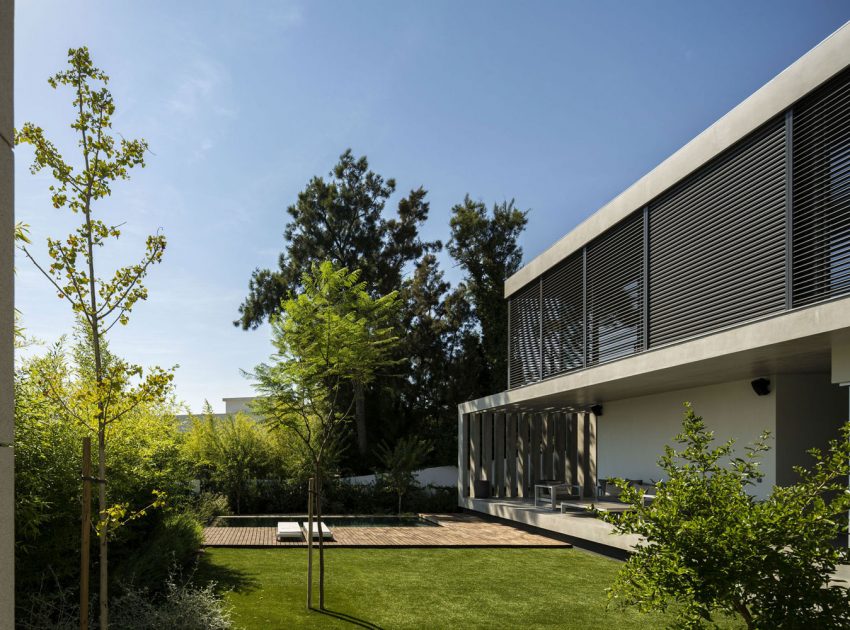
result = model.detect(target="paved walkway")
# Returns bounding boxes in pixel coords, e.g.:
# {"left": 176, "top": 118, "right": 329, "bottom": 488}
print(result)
{"left": 203, "top": 513, "right": 571, "bottom": 548}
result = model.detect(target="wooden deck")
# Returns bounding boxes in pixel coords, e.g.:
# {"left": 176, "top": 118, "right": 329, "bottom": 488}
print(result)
{"left": 203, "top": 513, "right": 571, "bottom": 548}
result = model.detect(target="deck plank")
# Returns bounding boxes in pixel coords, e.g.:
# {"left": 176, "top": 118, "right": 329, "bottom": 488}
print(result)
{"left": 203, "top": 514, "right": 571, "bottom": 548}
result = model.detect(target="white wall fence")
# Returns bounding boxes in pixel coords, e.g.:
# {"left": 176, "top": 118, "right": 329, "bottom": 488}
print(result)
{"left": 343, "top": 465, "right": 458, "bottom": 489}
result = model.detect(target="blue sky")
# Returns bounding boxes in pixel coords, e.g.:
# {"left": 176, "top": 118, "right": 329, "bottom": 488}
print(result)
{"left": 13, "top": 2, "right": 850, "bottom": 412}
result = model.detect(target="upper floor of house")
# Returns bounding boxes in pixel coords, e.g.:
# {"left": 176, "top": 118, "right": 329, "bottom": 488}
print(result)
{"left": 504, "top": 22, "right": 850, "bottom": 391}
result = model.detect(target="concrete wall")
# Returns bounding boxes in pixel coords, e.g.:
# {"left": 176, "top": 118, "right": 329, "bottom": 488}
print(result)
{"left": 0, "top": 0, "right": 13, "bottom": 625}
{"left": 597, "top": 378, "right": 777, "bottom": 499}
{"left": 775, "top": 373, "right": 847, "bottom": 486}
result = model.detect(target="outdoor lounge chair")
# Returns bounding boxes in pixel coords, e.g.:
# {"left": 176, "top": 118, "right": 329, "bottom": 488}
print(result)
{"left": 301, "top": 521, "right": 334, "bottom": 541}
{"left": 534, "top": 481, "right": 582, "bottom": 510}
{"left": 276, "top": 521, "right": 303, "bottom": 541}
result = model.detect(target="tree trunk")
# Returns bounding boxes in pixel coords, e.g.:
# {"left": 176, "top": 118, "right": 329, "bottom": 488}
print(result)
{"left": 80, "top": 437, "right": 91, "bottom": 630}
{"left": 398, "top": 492, "right": 402, "bottom": 516}
{"left": 354, "top": 381, "right": 367, "bottom": 456}
{"left": 97, "top": 428, "right": 107, "bottom": 629}
{"left": 306, "top": 477, "right": 314, "bottom": 610}
{"left": 316, "top": 471, "right": 325, "bottom": 609}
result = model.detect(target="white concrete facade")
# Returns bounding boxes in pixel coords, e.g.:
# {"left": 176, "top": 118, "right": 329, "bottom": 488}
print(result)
{"left": 458, "top": 22, "right": 850, "bottom": 551}
{"left": 0, "top": 0, "right": 13, "bottom": 624}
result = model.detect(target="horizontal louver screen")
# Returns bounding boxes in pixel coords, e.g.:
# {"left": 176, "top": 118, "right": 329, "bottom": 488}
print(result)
{"left": 648, "top": 117, "right": 787, "bottom": 347}
{"left": 508, "top": 281, "right": 540, "bottom": 388}
{"left": 792, "top": 68, "right": 850, "bottom": 307}
{"left": 586, "top": 212, "right": 644, "bottom": 366}
{"left": 542, "top": 252, "right": 584, "bottom": 378}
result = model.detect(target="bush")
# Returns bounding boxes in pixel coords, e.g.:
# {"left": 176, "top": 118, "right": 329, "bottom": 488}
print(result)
{"left": 113, "top": 513, "right": 203, "bottom": 592}
{"left": 189, "top": 492, "right": 231, "bottom": 525}
{"left": 602, "top": 404, "right": 850, "bottom": 629}
{"left": 110, "top": 573, "right": 232, "bottom": 630}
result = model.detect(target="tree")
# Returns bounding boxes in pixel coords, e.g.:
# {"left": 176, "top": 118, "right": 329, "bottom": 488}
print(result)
{"left": 184, "top": 407, "right": 274, "bottom": 514}
{"left": 237, "top": 149, "right": 439, "bottom": 457}
{"left": 16, "top": 47, "right": 171, "bottom": 628}
{"left": 251, "top": 261, "right": 399, "bottom": 610}
{"left": 14, "top": 338, "right": 191, "bottom": 613}
{"left": 601, "top": 404, "right": 850, "bottom": 629}
{"left": 448, "top": 196, "right": 528, "bottom": 392}
{"left": 375, "top": 435, "right": 433, "bottom": 514}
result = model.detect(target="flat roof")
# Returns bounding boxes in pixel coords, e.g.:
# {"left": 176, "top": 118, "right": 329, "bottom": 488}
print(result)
{"left": 505, "top": 21, "right": 850, "bottom": 298}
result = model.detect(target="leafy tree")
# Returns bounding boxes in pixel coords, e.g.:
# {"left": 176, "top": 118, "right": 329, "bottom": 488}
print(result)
{"left": 237, "top": 149, "right": 438, "bottom": 457}
{"left": 14, "top": 340, "right": 192, "bottom": 607}
{"left": 391, "top": 255, "right": 486, "bottom": 460}
{"left": 601, "top": 404, "right": 850, "bottom": 629}
{"left": 375, "top": 435, "right": 433, "bottom": 514}
{"left": 183, "top": 407, "right": 274, "bottom": 514}
{"left": 251, "top": 261, "right": 400, "bottom": 610}
{"left": 448, "top": 195, "right": 528, "bottom": 392}
{"left": 16, "top": 46, "right": 171, "bottom": 628}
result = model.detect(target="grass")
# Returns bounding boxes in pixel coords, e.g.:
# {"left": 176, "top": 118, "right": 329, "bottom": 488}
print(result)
{"left": 196, "top": 547, "right": 744, "bottom": 629}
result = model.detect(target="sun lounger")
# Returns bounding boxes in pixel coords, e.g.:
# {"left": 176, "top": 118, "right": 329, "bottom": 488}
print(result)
{"left": 276, "top": 521, "right": 303, "bottom": 541}
{"left": 301, "top": 521, "right": 334, "bottom": 541}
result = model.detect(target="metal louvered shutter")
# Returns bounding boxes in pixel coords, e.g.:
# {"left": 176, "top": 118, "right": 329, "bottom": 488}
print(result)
{"left": 508, "top": 281, "right": 540, "bottom": 388}
{"left": 648, "top": 117, "right": 787, "bottom": 347}
{"left": 586, "top": 212, "right": 644, "bottom": 366}
{"left": 542, "top": 252, "right": 584, "bottom": 378}
{"left": 792, "top": 68, "right": 850, "bottom": 307}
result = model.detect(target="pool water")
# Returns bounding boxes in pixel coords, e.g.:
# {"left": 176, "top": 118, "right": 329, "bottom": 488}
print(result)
{"left": 212, "top": 515, "right": 438, "bottom": 528}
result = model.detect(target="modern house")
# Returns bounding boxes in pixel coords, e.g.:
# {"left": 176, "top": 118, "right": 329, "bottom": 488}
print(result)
{"left": 1, "top": 0, "right": 13, "bottom": 624}
{"left": 457, "top": 22, "right": 850, "bottom": 550}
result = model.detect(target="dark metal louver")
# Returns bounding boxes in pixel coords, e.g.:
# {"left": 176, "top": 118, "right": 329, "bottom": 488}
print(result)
{"left": 542, "top": 252, "right": 584, "bottom": 378}
{"left": 586, "top": 212, "right": 644, "bottom": 365}
{"left": 508, "top": 281, "right": 541, "bottom": 388}
{"left": 648, "top": 117, "right": 787, "bottom": 347}
{"left": 792, "top": 68, "right": 850, "bottom": 307}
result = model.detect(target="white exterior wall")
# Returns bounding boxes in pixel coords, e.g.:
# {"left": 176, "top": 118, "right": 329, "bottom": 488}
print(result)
{"left": 0, "top": 0, "right": 13, "bottom": 625}
{"left": 598, "top": 378, "right": 777, "bottom": 499}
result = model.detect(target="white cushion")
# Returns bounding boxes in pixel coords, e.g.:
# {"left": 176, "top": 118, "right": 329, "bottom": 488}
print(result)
{"left": 276, "top": 522, "right": 302, "bottom": 540}
{"left": 301, "top": 521, "right": 334, "bottom": 540}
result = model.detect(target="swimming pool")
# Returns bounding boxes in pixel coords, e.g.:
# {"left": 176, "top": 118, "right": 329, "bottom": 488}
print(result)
{"left": 212, "top": 515, "right": 438, "bottom": 528}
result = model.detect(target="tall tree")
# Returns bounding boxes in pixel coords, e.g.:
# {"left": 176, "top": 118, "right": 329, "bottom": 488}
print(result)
{"left": 16, "top": 47, "right": 171, "bottom": 628}
{"left": 448, "top": 196, "right": 528, "bottom": 392}
{"left": 237, "top": 149, "right": 439, "bottom": 457}
{"left": 251, "top": 261, "right": 399, "bottom": 610}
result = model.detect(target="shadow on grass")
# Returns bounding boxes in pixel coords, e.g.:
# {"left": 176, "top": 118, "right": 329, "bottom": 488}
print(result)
{"left": 315, "top": 607, "right": 385, "bottom": 629}
{"left": 193, "top": 552, "right": 260, "bottom": 595}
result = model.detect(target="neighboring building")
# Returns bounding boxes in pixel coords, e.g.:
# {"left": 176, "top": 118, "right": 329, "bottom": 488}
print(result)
{"left": 457, "top": 22, "right": 850, "bottom": 550}
{"left": 0, "top": 0, "right": 13, "bottom": 625}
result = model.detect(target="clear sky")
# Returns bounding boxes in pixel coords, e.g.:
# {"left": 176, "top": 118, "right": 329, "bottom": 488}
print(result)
{"left": 13, "top": 2, "right": 850, "bottom": 413}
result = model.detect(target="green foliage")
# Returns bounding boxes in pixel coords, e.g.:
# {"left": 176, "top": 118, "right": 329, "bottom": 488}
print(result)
{"left": 252, "top": 261, "right": 400, "bottom": 475}
{"left": 236, "top": 149, "right": 437, "bottom": 330}
{"left": 374, "top": 435, "right": 433, "bottom": 514}
{"left": 448, "top": 196, "right": 528, "bottom": 392}
{"left": 109, "top": 573, "right": 233, "bottom": 630}
{"left": 601, "top": 404, "right": 850, "bottom": 629}
{"left": 14, "top": 342, "right": 196, "bottom": 599}
{"left": 183, "top": 408, "right": 279, "bottom": 514}
{"left": 112, "top": 514, "right": 203, "bottom": 592}
{"left": 187, "top": 493, "right": 231, "bottom": 526}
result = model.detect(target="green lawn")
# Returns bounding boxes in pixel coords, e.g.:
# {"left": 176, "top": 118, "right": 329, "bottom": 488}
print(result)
{"left": 197, "top": 547, "right": 744, "bottom": 629}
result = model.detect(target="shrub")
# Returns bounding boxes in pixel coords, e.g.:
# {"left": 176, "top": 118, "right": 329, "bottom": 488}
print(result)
{"left": 110, "top": 574, "right": 232, "bottom": 630}
{"left": 189, "top": 492, "right": 231, "bottom": 525}
{"left": 113, "top": 513, "right": 203, "bottom": 592}
{"left": 602, "top": 404, "right": 850, "bottom": 629}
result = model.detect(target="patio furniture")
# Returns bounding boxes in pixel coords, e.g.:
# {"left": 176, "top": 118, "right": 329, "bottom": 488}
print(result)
{"left": 301, "top": 521, "right": 334, "bottom": 541}
{"left": 534, "top": 481, "right": 582, "bottom": 510}
{"left": 276, "top": 521, "right": 303, "bottom": 541}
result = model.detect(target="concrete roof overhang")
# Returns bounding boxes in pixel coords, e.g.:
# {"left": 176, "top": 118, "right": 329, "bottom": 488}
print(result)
{"left": 459, "top": 297, "right": 850, "bottom": 415}
{"left": 505, "top": 21, "right": 850, "bottom": 298}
